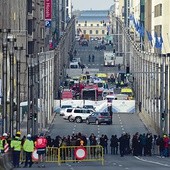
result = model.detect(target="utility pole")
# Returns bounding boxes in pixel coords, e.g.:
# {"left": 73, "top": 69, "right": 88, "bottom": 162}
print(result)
{"left": 0, "top": 29, "right": 10, "bottom": 134}
{"left": 15, "top": 46, "right": 23, "bottom": 132}
{"left": 8, "top": 34, "right": 16, "bottom": 137}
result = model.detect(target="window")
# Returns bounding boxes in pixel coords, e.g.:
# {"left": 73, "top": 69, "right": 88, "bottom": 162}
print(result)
{"left": 40, "top": 9, "right": 44, "bottom": 20}
{"left": 97, "top": 24, "right": 99, "bottom": 27}
{"left": 90, "top": 30, "right": 92, "bottom": 34}
{"left": 40, "top": 47, "right": 44, "bottom": 52}
{"left": 40, "top": 28, "right": 44, "bottom": 39}
{"left": 154, "top": 4, "right": 162, "bottom": 17}
{"left": 78, "top": 24, "right": 81, "bottom": 26}
{"left": 96, "top": 30, "right": 98, "bottom": 34}
{"left": 83, "top": 30, "right": 86, "bottom": 34}
{"left": 91, "top": 24, "right": 93, "bottom": 26}
{"left": 84, "top": 24, "right": 87, "bottom": 26}
{"left": 154, "top": 25, "right": 162, "bottom": 35}
{"left": 102, "top": 30, "right": 105, "bottom": 34}
{"left": 85, "top": 21, "right": 87, "bottom": 23}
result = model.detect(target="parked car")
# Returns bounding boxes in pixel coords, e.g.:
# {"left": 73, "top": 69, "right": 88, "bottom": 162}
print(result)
{"left": 69, "top": 108, "right": 94, "bottom": 123}
{"left": 60, "top": 105, "right": 72, "bottom": 116}
{"left": 62, "top": 108, "right": 74, "bottom": 120}
{"left": 86, "top": 112, "right": 112, "bottom": 125}
{"left": 83, "top": 105, "right": 95, "bottom": 110}
{"left": 94, "top": 44, "right": 106, "bottom": 50}
{"left": 81, "top": 41, "right": 88, "bottom": 46}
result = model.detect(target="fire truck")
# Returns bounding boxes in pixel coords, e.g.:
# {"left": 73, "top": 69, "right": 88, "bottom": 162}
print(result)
{"left": 81, "top": 84, "right": 98, "bottom": 101}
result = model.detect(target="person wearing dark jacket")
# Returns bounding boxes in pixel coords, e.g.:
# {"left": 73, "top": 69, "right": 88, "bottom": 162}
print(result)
{"left": 119, "top": 134, "right": 126, "bottom": 157}
{"left": 110, "top": 135, "right": 118, "bottom": 155}
{"left": 99, "top": 135, "right": 105, "bottom": 154}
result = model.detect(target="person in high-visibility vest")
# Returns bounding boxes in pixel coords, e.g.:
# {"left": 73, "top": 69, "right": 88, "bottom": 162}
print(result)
{"left": 0, "top": 133, "right": 8, "bottom": 153}
{"left": 23, "top": 134, "right": 34, "bottom": 168}
{"left": 10, "top": 131, "right": 22, "bottom": 168}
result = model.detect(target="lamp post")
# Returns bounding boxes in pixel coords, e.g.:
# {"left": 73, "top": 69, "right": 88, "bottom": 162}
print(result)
{"left": 15, "top": 46, "right": 23, "bottom": 132}
{"left": 27, "top": 55, "right": 32, "bottom": 134}
{"left": 0, "top": 29, "right": 10, "bottom": 134}
{"left": 8, "top": 34, "right": 16, "bottom": 137}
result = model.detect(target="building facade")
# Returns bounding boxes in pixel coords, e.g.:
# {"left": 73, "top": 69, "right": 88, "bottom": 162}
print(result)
{"left": 76, "top": 10, "right": 110, "bottom": 39}
{"left": 151, "top": 0, "right": 170, "bottom": 55}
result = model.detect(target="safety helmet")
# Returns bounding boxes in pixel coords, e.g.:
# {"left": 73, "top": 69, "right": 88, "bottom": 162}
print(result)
{"left": 3, "top": 133, "right": 8, "bottom": 137}
{"left": 16, "top": 131, "right": 21, "bottom": 135}
{"left": 27, "top": 134, "right": 31, "bottom": 138}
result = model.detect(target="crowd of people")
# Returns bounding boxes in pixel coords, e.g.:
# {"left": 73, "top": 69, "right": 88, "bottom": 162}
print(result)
{"left": 0, "top": 131, "right": 170, "bottom": 168}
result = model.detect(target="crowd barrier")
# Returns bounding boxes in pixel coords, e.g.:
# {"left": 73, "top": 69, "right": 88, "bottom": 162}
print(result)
{"left": 20, "top": 145, "right": 104, "bottom": 165}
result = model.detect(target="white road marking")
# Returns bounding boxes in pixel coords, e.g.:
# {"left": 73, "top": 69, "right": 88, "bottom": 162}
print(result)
{"left": 135, "top": 156, "right": 170, "bottom": 167}
{"left": 119, "top": 164, "right": 122, "bottom": 167}
{"left": 122, "top": 128, "right": 124, "bottom": 131}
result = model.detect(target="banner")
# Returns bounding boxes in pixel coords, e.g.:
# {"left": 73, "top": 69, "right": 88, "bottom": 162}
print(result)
{"left": 44, "top": 0, "right": 52, "bottom": 20}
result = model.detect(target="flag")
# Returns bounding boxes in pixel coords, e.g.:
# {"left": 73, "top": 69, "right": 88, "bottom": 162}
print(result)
{"left": 154, "top": 32, "right": 160, "bottom": 48}
{"left": 159, "top": 34, "right": 163, "bottom": 49}
{"left": 129, "top": 14, "right": 134, "bottom": 20}
{"left": 146, "top": 31, "right": 153, "bottom": 46}
{"left": 139, "top": 24, "right": 145, "bottom": 37}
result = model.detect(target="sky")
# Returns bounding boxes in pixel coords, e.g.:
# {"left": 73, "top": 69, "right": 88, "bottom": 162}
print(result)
{"left": 72, "top": 0, "right": 114, "bottom": 10}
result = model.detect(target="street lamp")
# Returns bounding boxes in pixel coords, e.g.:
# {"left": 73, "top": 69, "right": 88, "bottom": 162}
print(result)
{"left": 0, "top": 29, "right": 10, "bottom": 134}
{"left": 7, "top": 34, "right": 16, "bottom": 137}
{"left": 14, "top": 46, "right": 23, "bottom": 132}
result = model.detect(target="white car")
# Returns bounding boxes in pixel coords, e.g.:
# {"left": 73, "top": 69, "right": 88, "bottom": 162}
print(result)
{"left": 63, "top": 108, "right": 74, "bottom": 120}
{"left": 60, "top": 105, "right": 72, "bottom": 116}
{"left": 69, "top": 108, "right": 95, "bottom": 123}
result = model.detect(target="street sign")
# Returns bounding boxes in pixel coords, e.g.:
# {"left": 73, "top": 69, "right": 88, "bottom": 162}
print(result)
{"left": 74, "top": 147, "right": 87, "bottom": 160}
{"left": 32, "top": 149, "right": 38, "bottom": 161}
{"left": 45, "top": 20, "right": 51, "bottom": 28}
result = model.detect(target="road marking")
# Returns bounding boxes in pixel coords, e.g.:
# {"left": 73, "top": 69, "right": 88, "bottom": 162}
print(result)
{"left": 134, "top": 156, "right": 170, "bottom": 167}
{"left": 125, "top": 168, "right": 129, "bottom": 169}
{"left": 121, "top": 125, "right": 123, "bottom": 128}
{"left": 122, "top": 128, "right": 124, "bottom": 131}
{"left": 119, "top": 164, "right": 122, "bottom": 167}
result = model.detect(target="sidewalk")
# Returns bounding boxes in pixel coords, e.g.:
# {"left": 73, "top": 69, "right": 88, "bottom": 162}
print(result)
{"left": 20, "top": 112, "right": 56, "bottom": 136}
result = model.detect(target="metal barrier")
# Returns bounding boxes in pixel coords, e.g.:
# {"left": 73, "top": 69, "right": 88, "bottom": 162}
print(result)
{"left": 20, "top": 145, "right": 104, "bottom": 165}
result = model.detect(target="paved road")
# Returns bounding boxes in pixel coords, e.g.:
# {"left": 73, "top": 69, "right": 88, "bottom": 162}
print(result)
{"left": 75, "top": 41, "right": 118, "bottom": 73}
{"left": 14, "top": 112, "right": 169, "bottom": 170}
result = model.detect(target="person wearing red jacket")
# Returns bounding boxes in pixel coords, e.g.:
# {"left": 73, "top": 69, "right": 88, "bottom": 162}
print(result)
{"left": 35, "top": 133, "right": 47, "bottom": 168}
{"left": 163, "top": 135, "right": 169, "bottom": 157}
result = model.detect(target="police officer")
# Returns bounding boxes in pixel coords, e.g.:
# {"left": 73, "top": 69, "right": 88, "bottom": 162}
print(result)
{"left": 23, "top": 134, "right": 34, "bottom": 168}
{"left": 0, "top": 133, "right": 8, "bottom": 153}
{"left": 11, "top": 131, "right": 22, "bottom": 168}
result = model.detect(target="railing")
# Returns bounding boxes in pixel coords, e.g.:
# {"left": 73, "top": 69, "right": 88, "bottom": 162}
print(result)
{"left": 20, "top": 145, "right": 104, "bottom": 165}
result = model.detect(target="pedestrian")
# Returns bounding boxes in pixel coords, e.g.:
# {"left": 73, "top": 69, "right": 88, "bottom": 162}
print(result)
{"left": 10, "top": 131, "right": 22, "bottom": 168}
{"left": 118, "top": 64, "right": 121, "bottom": 71}
{"left": 89, "top": 134, "right": 97, "bottom": 157}
{"left": 0, "top": 133, "right": 8, "bottom": 153}
{"left": 119, "top": 134, "right": 126, "bottom": 157}
{"left": 35, "top": 133, "right": 47, "bottom": 168}
{"left": 92, "top": 55, "right": 95, "bottom": 62}
{"left": 104, "top": 135, "right": 108, "bottom": 154}
{"left": 110, "top": 135, "right": 118, "bottom": 155}
{"left": 89, "top": 55, "right": 91, "bottom": 62}
{"left": 99, "top": 135, "right": 105, "bottom": 154}
{"left": 23, "top": 134, "right": 34, "bottom": 168}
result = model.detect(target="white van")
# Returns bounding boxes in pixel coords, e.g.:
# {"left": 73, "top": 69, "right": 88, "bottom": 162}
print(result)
{"left": 70, "top": 62, "right": 79, "bottom": 69}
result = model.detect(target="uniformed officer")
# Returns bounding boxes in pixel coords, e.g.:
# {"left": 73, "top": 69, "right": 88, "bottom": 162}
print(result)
{"left": 0, "top": 133, "right": 8, "bottom": 153}
{"left": 10, "top": 131, "right": 22, "bottom": 168}
{"left": 23, "top": 134, "right": 34, "bottom": 168}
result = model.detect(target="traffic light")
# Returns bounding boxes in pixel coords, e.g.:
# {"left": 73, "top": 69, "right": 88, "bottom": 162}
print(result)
{"left": 34, "top": 113, "right": 37, "bottom": 120}
{"left": 13, "top": 102, "right": 17, "bottom": 111}
{"left": 126, "top": 66, "right": 130, "bottom": 74}
{"left": 161, "top": 113, "right": 165, "bottom": 121}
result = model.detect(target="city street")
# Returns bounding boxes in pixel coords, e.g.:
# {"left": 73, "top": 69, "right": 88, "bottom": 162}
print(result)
{"left": 15, "top": 113, "right": 170, "bottom": 170}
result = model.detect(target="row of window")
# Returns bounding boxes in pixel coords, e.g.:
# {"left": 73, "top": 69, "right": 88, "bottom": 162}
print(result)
{"left": 83, "top": 30, "right": 105, "bottom": 35}
{"left": 77, "top": 23, "right": 107, "bottom": 27}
